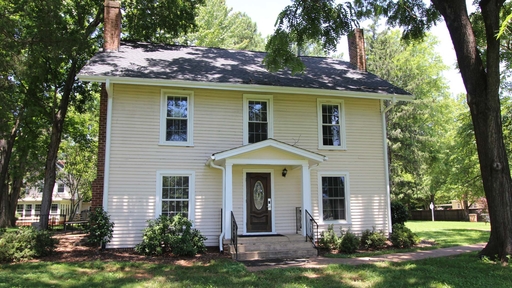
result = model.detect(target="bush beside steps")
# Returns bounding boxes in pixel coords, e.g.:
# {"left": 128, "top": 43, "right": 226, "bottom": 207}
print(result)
{"left": 318, "top": 224, "right": 419, "bottom": 254}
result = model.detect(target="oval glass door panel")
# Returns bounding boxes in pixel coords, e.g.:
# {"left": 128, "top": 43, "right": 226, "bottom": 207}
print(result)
{"left": 253, "top": 181, "right": 264, "bottom": 210}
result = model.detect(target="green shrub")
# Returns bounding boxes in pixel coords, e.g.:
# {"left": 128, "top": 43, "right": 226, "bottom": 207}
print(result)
{"left": 0, "top": 227, "right": 58, "bottom": 262}
{"left": 85, "top": 207, "right": 114, "bottom": 247}
{"left": 360, "top": 227, "right": 387, "bottom": 250}
{"left": 318, "top": 224, "right": 340, "bottom": 249}
{"left": 135, "top": 214, "right": 207, "bottom": 257}
{"left": 338, "top": 228, "right": 360, "bottom": 254}
{"left": 391, "top": 201, "right": 409, "bottom": 225}
{"left": 390, "top": 223, "right": 419, "bottom": 248}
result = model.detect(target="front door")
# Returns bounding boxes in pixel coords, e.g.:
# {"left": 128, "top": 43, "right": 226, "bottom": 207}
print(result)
{"left": 246, "top": 173, "right": 272, "bottom": 233}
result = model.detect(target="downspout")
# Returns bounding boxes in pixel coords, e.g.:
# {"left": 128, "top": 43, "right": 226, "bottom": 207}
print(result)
{"left": 103, "top": 79, "right": 113, "bottom": 210}
{"left": 208, "top": 156, "right": 226, "bottom": 253}
{"left": 381, "top": 97, "right": 396, "bottom": 234}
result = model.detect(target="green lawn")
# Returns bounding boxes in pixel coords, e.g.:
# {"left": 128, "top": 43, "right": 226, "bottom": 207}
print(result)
{"left": 0, "top": 221, "right": 503, "bottom": 287}
{"left": 324, "top": 220, "right": 490, "bottom": 258}
{"left": 406, "top": 220, "right": 490, "bottom": 247}
{"left": 1, "top": 253, "right": 510, "bottom": 287}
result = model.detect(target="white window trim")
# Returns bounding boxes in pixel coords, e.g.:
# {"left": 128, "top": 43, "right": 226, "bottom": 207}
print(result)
{"left": 243, "top": 94, "right": 273, "bottom": 145}
{"left": 155, "top": 170, "right": 195, "bottom": 224}
{"left": 317, "top": 171, "right": 351, "bottom": 224}
{"left": 317, "top": 99, "right": 346, "bottom": 150}
{"left": 159, "top": 90, "right": 194, "bottom": 146}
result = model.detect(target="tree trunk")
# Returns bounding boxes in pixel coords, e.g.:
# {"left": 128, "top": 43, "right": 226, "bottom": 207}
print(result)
{"left": 39, "top": 62, "right": 76, "bottom": 229}
{"left": 0, "top": 118, "right": 20, "bottom": 228}
{"left": 8, "top": 175, "right": 23, "bottom": 227}
{"left": 432, "top": 0, "right": 512, "bottom": 263}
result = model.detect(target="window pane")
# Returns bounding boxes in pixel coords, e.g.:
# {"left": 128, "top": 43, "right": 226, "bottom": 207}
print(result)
{"left": 57, "top": 183, "right": 65, "bottom": 193}
{"left": 322, "top": 125, "right": 341, "bottom": 146}
{"left": 322, "top": 176, "right": 346, "bottom": 220}
{"left": 51, "top": 204, "right": 58, "bottom": 213}
{"left": 248, "top": 122, "right": 268, "bottom": 143}
{"left": 322, "top": 104, "right": 339, "bottom": 124}
{"left": 166, "top": 119, "right": 188, "bottom": 141}
{"left": 321, "top": 104, "right": 341, "bottom": 147}
{"left": 248, "top": 101, "right": 267, "bottom": 122}
{"left": 161, "top": 176, "right": 190, "bottom": 219}
{"left": 167, "top": 96, "right": 188, "bottom": 118}
{"left": 248, "top": 100, "right": 269, "bottom": 143}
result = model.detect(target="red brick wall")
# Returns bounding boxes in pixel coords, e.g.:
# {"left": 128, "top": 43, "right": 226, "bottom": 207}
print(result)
{"left": 92, "top": 84, "right": 108, "bottom": 209}
{"left": 348, "top": 28, "right": 366, "bottom": 71}
{"left": 103, "top": 0, "right": 121, "bottom": 52}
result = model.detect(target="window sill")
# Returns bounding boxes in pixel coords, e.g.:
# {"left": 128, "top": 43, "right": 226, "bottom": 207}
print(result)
{"left": 318, "top": 146, "right": 347, "bottom": 151}
{"left": 321, "top": 220, "right": 351, "bottom": 225}
{"left": 158, "top": 142, "right": 194, "bottom": 147}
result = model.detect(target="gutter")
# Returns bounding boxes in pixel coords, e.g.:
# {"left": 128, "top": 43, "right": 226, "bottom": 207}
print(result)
{"left": 381, "top": 98, "right": 396, "bottom": 234}
{"left": 207, "top": 156, "right": 226, "bottom": 253}
{"left": 78, "top": 75, "right": 414, "bottom": 102}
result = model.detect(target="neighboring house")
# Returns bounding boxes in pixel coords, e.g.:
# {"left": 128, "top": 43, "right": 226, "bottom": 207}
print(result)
{"left": 16, "top": 161, "right": 91, "bottom": 225}
{"left": 450, "top": 200, "right": 486, "bottom": 210}
{"left": 78, "top": 2, "right": 412, "bottom": 250}
{"left": 17, "top": 182, "right": 72, "bottom": 225}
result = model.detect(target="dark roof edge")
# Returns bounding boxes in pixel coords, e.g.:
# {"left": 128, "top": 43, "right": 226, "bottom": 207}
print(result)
{"left": 79, "top": 75, "right": 415, "bottom": 101}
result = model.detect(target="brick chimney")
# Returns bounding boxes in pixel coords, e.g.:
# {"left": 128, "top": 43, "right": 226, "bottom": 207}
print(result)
{"left": 347, "top": 28, "right": 366, "bottom": 71}
{"left": 92, "top": 1, "right": 121, "bottom": 210}
{"left": 104, "top": 0, "right": 121, "bottom": 52}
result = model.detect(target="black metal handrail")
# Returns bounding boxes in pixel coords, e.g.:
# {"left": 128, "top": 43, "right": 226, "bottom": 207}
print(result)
{"left": 305, "top": 209, "right": 319, "bottom": 249}
{"left": 296, "top": 207, "right": 302, "bottom": 234}
{"left": 230, "top": 211, "right": 238, "bottom": 260}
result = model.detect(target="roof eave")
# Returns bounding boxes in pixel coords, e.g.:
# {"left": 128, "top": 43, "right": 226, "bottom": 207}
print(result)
{"left": 78, "top": 75, "right": 414, "bottom": 101}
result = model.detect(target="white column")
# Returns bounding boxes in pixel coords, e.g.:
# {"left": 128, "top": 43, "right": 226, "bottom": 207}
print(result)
{"left": 224, "top": 162, "right": 233, "bottom": 239}
{"left": 301, "top": 162, "right": 311, "bottom": 237}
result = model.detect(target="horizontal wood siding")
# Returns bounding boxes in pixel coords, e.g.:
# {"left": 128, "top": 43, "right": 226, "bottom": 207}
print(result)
{"left": 107, "top": 84, "right": 388, "bottom": 247}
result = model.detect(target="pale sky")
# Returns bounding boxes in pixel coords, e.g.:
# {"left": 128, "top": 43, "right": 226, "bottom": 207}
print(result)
{"left": 225, "top": 0, "right": 466, "bottom": 96}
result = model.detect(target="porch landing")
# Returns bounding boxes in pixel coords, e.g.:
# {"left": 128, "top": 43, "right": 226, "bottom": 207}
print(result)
{"left": 225, "top": 234, "right": 318, "bottom": 261}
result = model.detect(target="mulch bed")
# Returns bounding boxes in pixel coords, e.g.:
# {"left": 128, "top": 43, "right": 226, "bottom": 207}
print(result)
{"left": 39, "top": 232, "right": 231, "bottom": 265}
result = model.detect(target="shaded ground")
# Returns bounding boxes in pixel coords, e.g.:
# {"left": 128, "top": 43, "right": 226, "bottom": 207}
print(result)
{"left": 40, "top": 232, "right": 231, "bottom": 265}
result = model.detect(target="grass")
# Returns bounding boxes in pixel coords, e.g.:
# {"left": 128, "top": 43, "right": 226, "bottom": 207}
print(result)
{"left": 0, "top": 221, "right": 501, "bottom": 287}
{"left": 0, "top": 253, "right": 510, "bottom": 287}
{"left": 324, "top": 221, "right": 490, "bottom": 259}
{"left": 407, "top": 221, "right": 490, "bottom": 247}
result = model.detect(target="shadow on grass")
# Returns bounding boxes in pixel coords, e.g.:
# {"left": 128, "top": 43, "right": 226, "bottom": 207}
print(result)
{"left": 1, "top": 253, "right": 510, "bottom": 287}
{"left": 415, "top": 229, "right": 490, "bottom": 247}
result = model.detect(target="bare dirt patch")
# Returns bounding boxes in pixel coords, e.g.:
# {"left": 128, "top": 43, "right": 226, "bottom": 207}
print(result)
{"left": 40, "top": 232, "right": 231, "bottom": 265}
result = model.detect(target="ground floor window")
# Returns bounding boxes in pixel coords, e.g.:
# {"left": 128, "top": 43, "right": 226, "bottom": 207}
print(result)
{"left": 157, "top": 171, "right": 195, "bottom": 221}
{"left": 17, "top": 204, "right": 23, "bottom": 216}
{"left": 319, "top": 172, "right": 350, "bottom": 222}
{"left": 35, "top": 204, "right": 41, "bottom": 215}
{"left": 25, "top": 204, "right": 33, "bottom": 217}
{"left": 51, "top": 204, "right": 58, "bottom": 214}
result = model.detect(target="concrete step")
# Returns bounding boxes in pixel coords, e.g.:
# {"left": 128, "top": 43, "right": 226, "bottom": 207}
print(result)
{"left": 227, "top": 234, "right": 318, "bottom": 260}
{"left": 232, "top": 247, "right": 318, "bottom": 261}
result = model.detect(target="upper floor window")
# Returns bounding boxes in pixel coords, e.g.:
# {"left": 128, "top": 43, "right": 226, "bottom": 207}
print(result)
{"left": 57, "top": 183, "right": 65, "bottom": 193}
{"left": 160, "top": 90, "right": 194, "bottom": 146}
{"left": 243, "top": 95, "right": 273, "bottom": 144}
{"left": 318, "top": 172, "right": 351, "bottom": 223}
{"left": 317, "top": 99, "right": 346, "bottom": 149}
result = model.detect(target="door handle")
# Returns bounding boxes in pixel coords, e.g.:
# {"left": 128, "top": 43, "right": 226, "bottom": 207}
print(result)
{"left": 268, "top": 198, "right": 271, "bottom": 211}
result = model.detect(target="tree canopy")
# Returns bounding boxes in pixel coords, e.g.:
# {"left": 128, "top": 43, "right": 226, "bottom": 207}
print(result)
{"left": 266, "top": 0, "right": 511, "bottom": 262}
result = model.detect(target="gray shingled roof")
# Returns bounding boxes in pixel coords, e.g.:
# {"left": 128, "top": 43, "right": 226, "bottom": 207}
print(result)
{"left": 79, "top": 41, "right": 410, "bottom": 96}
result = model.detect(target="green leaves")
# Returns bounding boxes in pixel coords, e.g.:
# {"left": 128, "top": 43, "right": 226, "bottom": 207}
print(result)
{"left": 264, "top": 0, "right": 355, "bottom": 73}
{"left": 177, "top": 0, "right": 265, "bottom": 51}
{"left": 122, "top": 0, "right": 205, "bottom": 43}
